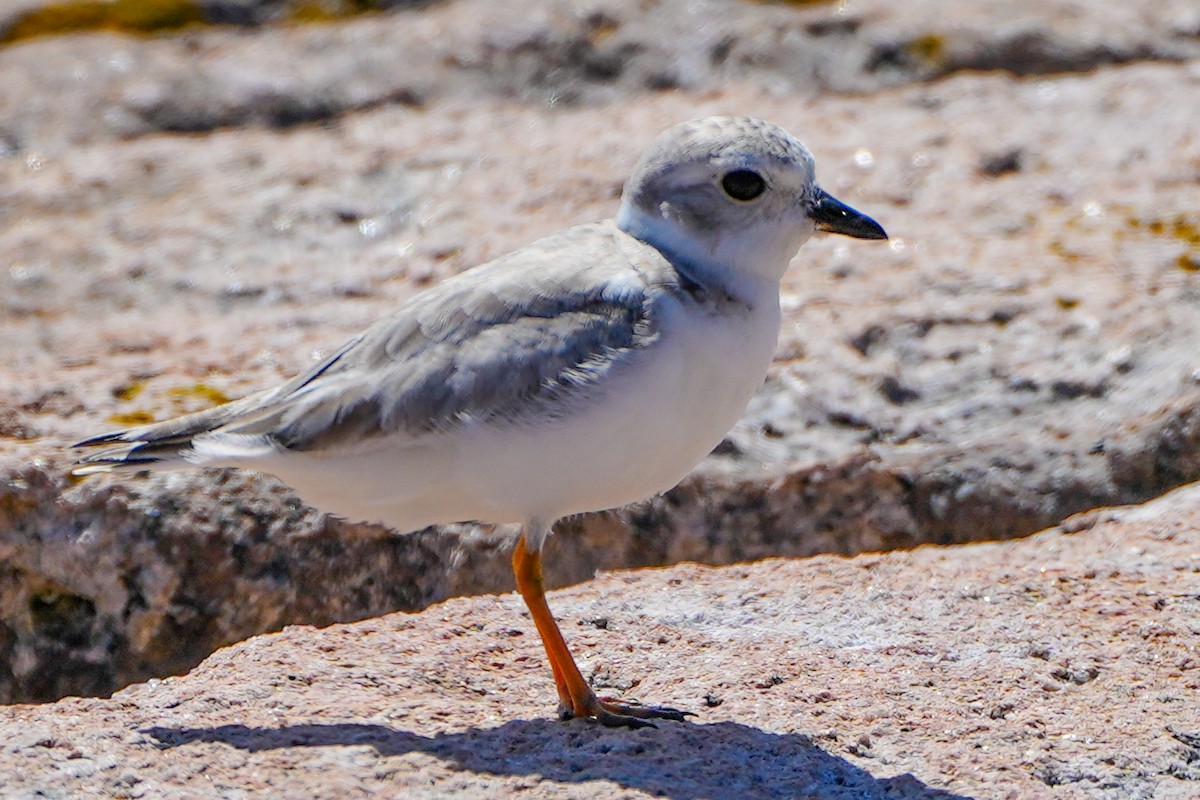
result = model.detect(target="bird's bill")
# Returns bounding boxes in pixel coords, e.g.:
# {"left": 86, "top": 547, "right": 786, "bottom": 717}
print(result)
{"left": 809, "top": 188, "right": 888, "bottom": 240}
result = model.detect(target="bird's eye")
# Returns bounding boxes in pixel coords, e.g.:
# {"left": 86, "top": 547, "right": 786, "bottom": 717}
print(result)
{"left": 721, "top": 170, "right": 766, "bottom": 201}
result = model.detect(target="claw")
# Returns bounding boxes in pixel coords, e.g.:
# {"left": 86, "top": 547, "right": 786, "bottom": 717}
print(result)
{"left": 596, "top": 696, "right": 694, "bottom": 722}
{"left": 595, "top": 707, "right": 658, "bottom": 729}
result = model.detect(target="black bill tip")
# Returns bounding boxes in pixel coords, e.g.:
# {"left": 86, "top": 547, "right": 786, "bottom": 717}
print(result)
{"left": 809, "top": 188, "right": 888, "bottom": 240}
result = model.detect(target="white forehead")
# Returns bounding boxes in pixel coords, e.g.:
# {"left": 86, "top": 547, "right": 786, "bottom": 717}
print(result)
{"left": 631, "top": 116, "right": 816, "bottom": 182}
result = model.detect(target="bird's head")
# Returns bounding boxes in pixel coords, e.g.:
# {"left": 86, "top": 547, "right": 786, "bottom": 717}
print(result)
{"left": 616, "top": 116, "right": 886, "bottom": 286}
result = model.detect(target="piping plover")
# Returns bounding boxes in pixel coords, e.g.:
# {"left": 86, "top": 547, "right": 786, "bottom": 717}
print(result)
{"left": 75, "top": 116, "right": 886, "bottom": 728}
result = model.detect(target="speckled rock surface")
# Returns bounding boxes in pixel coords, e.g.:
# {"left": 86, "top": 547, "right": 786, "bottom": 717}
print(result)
{"left": 1, "top": 0, "right": 1200, "bottom": 704}
{"left": 0, "top": 483, "right": 1197, "bottom": 798}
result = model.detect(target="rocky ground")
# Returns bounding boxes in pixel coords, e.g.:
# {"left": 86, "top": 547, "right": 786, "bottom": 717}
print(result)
{"left": 0, "top": 484, "right": 1197, "bottom": 798}
{"left": 0, "top": 0, "right": 1199, "bottom": 794}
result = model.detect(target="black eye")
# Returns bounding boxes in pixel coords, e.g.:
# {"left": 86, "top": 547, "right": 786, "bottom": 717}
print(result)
{"left": 721, "top": 169, "right": 766, "bottom": 201}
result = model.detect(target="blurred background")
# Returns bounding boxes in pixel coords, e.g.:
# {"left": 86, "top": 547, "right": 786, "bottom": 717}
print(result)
{"left": 0, "top": 0, "right": 1198, "bottom": 703}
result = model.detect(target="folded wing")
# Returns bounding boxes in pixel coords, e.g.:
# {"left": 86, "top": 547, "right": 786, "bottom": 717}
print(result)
{"left": 74, "top": 222, "right": 665, "bottom": 471}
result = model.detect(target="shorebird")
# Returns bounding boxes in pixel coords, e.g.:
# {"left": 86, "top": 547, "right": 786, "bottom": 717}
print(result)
{"left": 75, "top": 116, "right": 886, "bottom": 727}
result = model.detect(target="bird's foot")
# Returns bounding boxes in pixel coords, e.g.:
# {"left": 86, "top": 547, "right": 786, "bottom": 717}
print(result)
{"left": 559, "top": 694, "right": 695, "bottom": 729}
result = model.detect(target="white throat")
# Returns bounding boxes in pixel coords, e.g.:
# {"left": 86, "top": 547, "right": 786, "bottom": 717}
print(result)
{"left": 615, "top": 203, "right": 800, "bottom": 304}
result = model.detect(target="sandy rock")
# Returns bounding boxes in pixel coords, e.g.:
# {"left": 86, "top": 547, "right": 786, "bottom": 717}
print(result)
{"left": 1, "top": 0, "right": 1200, "bottom": 705}
{"left": 0, "top": 483, "right": 1197, "bottom": 798}
{"left": 1, "top": 0, "right": 1197, "bottom": 153}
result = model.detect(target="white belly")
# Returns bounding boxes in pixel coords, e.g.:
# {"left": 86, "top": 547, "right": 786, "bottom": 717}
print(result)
{"left": 241, "top": 293, "right": 782, "bottom": 532}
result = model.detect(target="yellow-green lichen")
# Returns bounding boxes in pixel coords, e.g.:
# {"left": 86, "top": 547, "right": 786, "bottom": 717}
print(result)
{"left": 1055, "top": 296, "right": 1081, "bottom": 311}
{"left": 1130, "top": 213, "right": 1200, "bottom": 247}
{"left": 108, "top": 410, "right": 156, "bottom": 426}
{"left": 1130, "top": 213, "right": 1200, "bottom": 271}
{"left": 905, "top": 33, "right": 947, "bottom": 66}
{"left": 1, "top": 0, "right": 393, "bottom": 45}
{"left": 749, "top": 0, "right": 838, "bottom": 6}
{"left": 1048, "top": 239, "right": 1084, "bottom": 263}
{"left": 1, "top": 0, "right": 205, "bottom": 45}
{"left": 286, "top": 0, "right": 390, "bottom": 23}
{"left": 168, "top": 383, "right": 230, "bottom": 408}
{"left": 111, "top": 380, "right": 145, "bottom": 403}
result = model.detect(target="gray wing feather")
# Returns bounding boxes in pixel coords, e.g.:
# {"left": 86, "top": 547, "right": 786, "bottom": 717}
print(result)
{"left": 74, "top": 221, "right": 674, "bottom": 468}
{"left": 221, "top": 221, "right": 666, "bottom": 450}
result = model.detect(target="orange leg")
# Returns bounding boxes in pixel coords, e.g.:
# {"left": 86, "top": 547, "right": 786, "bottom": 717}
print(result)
{"left": 511, "top": 533, "right": 691, "bottom": 728}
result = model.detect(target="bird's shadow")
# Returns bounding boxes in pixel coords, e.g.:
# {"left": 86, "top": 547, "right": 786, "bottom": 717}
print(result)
{"left": 146, "top": 718, "right": 971, "bottom": 799}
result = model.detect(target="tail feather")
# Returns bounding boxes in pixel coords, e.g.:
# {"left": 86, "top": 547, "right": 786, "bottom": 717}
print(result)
{"left": 72, "top": 388, "right": 276, "bottom": 474}
{"left": 72, "top": 435, "right": 198, "bottom": 475}
{"left": 72, "top": 333, "right": 372, "bottom": 475}
{"left": 73, "top": 447, "right": 179, "bottom": 475}
{"left": 73, "top": 430, "right": 132, "bottom": 449}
